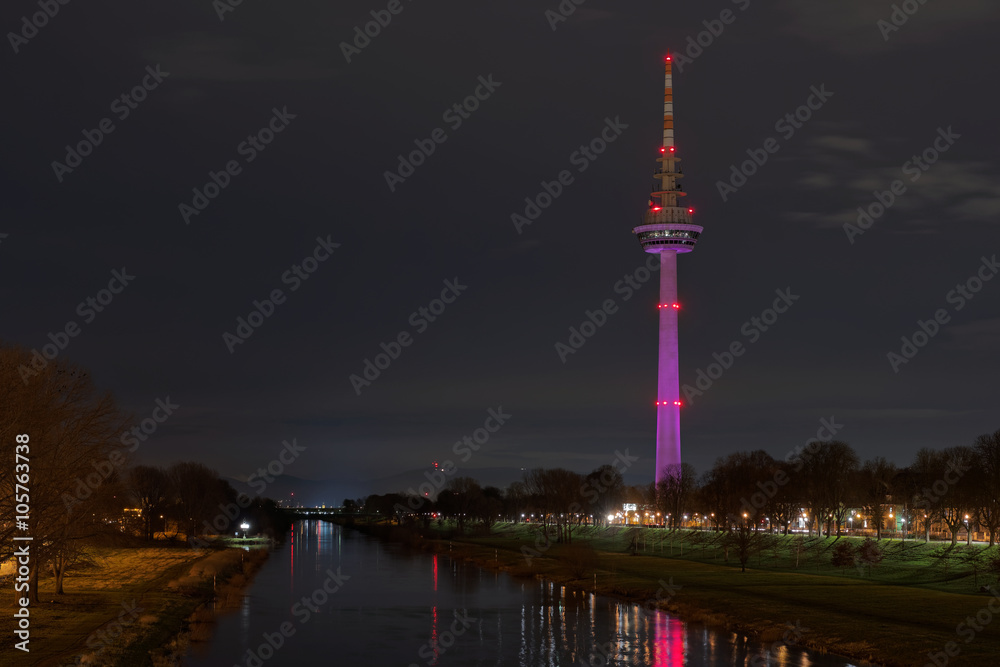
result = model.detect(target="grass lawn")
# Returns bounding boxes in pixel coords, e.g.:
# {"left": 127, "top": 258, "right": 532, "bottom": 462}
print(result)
{"left": 404, "top": 521, "right": 1000, "bottom": 667}
{"left": 0, "top": 543, "right": 261, "bottom": 666}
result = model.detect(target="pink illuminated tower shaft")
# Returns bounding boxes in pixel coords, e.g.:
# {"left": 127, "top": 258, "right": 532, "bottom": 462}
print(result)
{"left": 632, "top": 56, "right": 703, "bottom": 486}
{"left": 656, "top": 251, "right": 681, "bottom": 481}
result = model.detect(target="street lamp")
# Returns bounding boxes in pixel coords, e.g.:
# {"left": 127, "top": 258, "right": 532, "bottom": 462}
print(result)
{"left": 240, "top": 522, "right": 250, "bottom": 539}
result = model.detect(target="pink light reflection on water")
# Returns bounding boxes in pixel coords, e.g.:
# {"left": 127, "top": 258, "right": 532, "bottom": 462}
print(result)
{"left": 652, "top": 611, "right": 686, "bottom": 667}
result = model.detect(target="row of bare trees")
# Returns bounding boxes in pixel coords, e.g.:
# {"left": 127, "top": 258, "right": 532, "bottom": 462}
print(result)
{"left": 366, "top": 464, "right": 633, "bottom": 543}
{"left": 372, "top": 433, "right": 1000, "bottom": 549}
{"left": 0, "top": 344, "right": 284, "bottom": 601}
{"left": 695, "top": 435, "right": 1000, "bottom": 546}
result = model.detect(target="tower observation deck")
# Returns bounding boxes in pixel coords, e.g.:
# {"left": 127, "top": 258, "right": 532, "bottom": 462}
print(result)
{"left": 633, "top": 56, "right": 704, "bottom": 486}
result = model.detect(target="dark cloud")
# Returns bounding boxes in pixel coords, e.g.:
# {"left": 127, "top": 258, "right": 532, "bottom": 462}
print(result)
{"left": 2, "top": 0, "right": 999, "bottom": 500}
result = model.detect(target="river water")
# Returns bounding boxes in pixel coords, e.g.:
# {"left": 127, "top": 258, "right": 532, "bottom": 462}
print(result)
{"left": 186, "top": 521, "right": 873, "bottom": 666}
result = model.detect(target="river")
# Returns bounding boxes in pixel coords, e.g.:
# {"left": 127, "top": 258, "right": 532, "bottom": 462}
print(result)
{"left": 186, "top": 520, "right": 873, "bottom": 666}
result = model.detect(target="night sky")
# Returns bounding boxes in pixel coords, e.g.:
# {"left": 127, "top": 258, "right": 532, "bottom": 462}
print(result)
{"left": 4, "top": 0, "right": 1000, "bottom": 503}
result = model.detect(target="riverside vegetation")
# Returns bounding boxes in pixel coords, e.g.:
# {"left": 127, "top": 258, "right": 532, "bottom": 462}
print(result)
{"left": 343, "top": 519, "right": 1000, "bottom": 667}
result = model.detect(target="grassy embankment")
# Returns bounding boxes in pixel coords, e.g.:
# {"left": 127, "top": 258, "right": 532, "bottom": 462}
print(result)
{"left": 0, "top": 538, "right": 270, "bottom": 666}
{"left": 352, "top": 520, "right": 1000, "bottom": 667}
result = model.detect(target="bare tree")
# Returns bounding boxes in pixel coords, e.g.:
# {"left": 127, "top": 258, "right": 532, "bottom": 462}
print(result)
{"left": 0, "top": 345, "right": 130, "bottom": 599}
{"left": 504, "top": 480, "right": 527, "bottom": 523}
{"left": 656, "top": 463, "right": 696, "bottom": 529}
{"left": 910, "top": 448, "right": 945, "bottom": 543}
{"left": 584, "top": 464, "right": 624, "bottom": 526}
{"left": 127, "top": 465, "right": 171, "bottom": 540}
{"left": 935, "top": 446, "right": 977, "bottom": 546}
{"left": 861, "top": 457, "right": 897, "bottom": 540}
{"left": 167, "top": 461, "right": 228, "bottom": 539}
{"left": 804, "top": 441, "right": 859, "bottom": 536}
{"left": 725, "top": 516, "right": 764, "bottom": 573}
{"left": 447, "top": 476, "right": 482, "bottom": 533}
{"left": 974, "top": 430, "right": 1000, "bottom": 546}
{"left": 548, "top": 468, "right": 583, "bottom": 543}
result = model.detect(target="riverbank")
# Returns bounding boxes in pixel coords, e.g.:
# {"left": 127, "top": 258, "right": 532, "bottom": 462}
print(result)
{"left": 342, "top": 520, "right": 1000, "bottom": 666}
{"left": 0, "top": 539, "right": 271, "bottom": 666}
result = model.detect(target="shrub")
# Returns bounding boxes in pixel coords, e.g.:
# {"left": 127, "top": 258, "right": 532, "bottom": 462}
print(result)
{"left": 857, "top": 537, "right": 884, "bottom": 576}
{"left": 831, "top": 541, "right": 856, "bottom": 572}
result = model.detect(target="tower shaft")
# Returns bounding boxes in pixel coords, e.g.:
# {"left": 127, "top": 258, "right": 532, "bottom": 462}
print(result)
{"left": 655, "top": 251, "right": 681, "bottom": 480}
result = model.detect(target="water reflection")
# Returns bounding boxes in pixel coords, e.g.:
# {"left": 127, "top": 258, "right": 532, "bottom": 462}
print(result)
{"left": 187, "top": 521, "right": 872, "bottom": 667}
